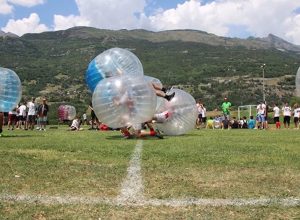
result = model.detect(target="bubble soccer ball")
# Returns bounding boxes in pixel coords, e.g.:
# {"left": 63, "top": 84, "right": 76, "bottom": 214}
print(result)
{"left": 144, "top": 75, "right": 163, "bottom": 90}
{"left": 58, "top": 105, "right": 76, "bottom": 121}
{"left": 92, "top": 75, "right": 157, "bottom": 128}
{"left": 0, "top": 67, "right": 22, "bottom": 112}
{"left": 86, "top": 48, "right": 144, "bottom": 92}
{"left": 156, "top": 89, "right": 198, "bottom": 135}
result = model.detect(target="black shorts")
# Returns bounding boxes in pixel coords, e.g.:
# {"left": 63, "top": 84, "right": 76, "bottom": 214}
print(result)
{"left": 283, "top": 116, "right": 291, "bottom": 124}
{"left": 27, "top": 115, "right": 36, "bottom": 123}
{"left": 294, "top": 117, "right": 299, "bottom": 123}
{"left": 202, "top": 117, "right": 207, "bottom": 123}
{"left": 274, "top": 117, "right": 280, "bottom": 123}
{"left": 198, "top": 114, "right": 202, "bottom": 120}
{"left": 18, "top": 116, "right": 26, "bottom": 121}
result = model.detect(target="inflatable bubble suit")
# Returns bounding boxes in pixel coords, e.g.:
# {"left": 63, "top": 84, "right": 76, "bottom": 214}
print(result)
{"left": 156, "top": 89, "right": 198, "bottom": 135}
{"left": 0, "top": 67, "right": 22, "bottom": 112}
{"left": 296, "top": 67, "right": 300, "bottom": 97}
{"left": 144, "top": 75, "right": 163, "bottom": 90}
{"left": 92, "top": 75, "right": 157, "bottom": 129}
{"left": 58, "top": 105, "right": 76, "bottom": 121}
{"left": 86, "top": 48, "right": 144, "bottom": 92}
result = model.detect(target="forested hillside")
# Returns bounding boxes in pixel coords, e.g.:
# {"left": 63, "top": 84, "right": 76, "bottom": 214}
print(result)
{"left": 0, "top": 27, "right": 299, "bottom": 114}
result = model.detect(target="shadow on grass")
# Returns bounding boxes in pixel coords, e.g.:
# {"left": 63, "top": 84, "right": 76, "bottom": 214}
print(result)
{"left": 105, "top": 135, "right": 167, "bottom": 141}
{"left": 0, "top": 134, "right": 42, "bottom": 138}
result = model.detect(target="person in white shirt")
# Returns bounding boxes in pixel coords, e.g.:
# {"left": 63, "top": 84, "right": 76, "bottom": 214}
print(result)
{"left": 282, "top": 102, "right": 292, "bottom": 128}
{"left": 26, "top": 97, "right": 37, "bottom": 130}
{"left": 8, "top": 107, "right": 18, "bottom": 130}
{"left": 69, "top": 116, "right": 82, "bottom": 131}
{"left": 256, "top": 102, "right": 266, "bottom": 129}
{"left": 273, "top": 103, "right": 281, "bottom": 129}
{"left": 293, "top": 103, "right": 300, "bottom": 129}
{"left": 17, "top": 102, "right": 27, "bottom": 129}
{"left": 196, "top": 102, "right": 206, "bottom": 129}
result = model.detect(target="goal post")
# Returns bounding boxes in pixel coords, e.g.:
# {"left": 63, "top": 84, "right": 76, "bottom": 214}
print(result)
{"left": 237, "top": 105, "right": 257, "bottom": 120}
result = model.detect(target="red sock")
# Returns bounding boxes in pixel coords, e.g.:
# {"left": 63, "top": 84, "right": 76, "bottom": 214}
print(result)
{"left": 122, "top": 130, "right": 131, "bottom": 136}
{"left": 150, "top": 130, "right": 156, "bottom": 136}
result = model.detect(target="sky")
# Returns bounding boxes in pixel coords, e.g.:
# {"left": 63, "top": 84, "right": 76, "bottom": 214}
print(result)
{"left": 0, "top": 0, "right": 300, "bottom": 45}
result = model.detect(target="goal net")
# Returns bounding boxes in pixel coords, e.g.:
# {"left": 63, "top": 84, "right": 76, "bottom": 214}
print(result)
{"left": 237, "top": 105, "right": 257, "bottom": 120}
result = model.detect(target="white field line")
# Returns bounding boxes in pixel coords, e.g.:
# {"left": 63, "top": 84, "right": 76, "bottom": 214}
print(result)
{"left": 0, "top": 194, "right": 299, "bottom": 207}
{"left": 0, "top": 140, "right": 300, "bottom": 207}
{"left": 116, "top": 140, "right": 144, "bottom": 204}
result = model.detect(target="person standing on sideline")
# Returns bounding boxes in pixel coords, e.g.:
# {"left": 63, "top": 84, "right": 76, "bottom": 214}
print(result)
{"left": 282, "top": 102, "right": 291, "bottom": 129}
{"left": 0, "top": 112, "right": 3, "bottom": 136}
{"left": 26, "top": 97, "right": 37, "bottom": 130}
{"left": 273, "top": 103, "right": 281, "bottom": 129}
{"left": 37, "top": 98, "right": 49, "bottom": 131}
{"left": 82, "top": 113, "right": 87, "bottom": 125}
{"left": 221, "top": 97, "right": 232, "bottom": 119}
{"left": 256, "top": 101, "right": 266, "bottom": 129}
{"left": 17, "top": 102, "right": 27, "bottom": 129}
{"left": 293, "top": 103, "right": 300, "bottom": 129}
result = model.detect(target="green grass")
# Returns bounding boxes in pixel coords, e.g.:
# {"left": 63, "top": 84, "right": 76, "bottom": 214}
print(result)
{"left": 0, "top": 126, "right": 299, "bottom": 218}
{"left": 0, "top": 127, "right": 134, "bottom": 197}
{"left": 142, "top": 130, "right": 300, "bottom": 199}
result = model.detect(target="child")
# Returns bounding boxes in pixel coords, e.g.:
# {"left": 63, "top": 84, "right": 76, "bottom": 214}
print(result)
{"left": 69, "top": 116, "right": 82, "bottom": 131}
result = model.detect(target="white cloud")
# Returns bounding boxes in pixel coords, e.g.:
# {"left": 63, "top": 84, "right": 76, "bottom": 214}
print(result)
{"left": 53, "top": 0, "right": 147, "bottom": 31}
{"left": 52, "top": 0, "right": 300, "bottom": 44}
{"left": 0, "top": 0, "right": 13, "bottom": 14}
{"left": 54, "top": 14, "right": 90, "bottom": 31}
{"left": 0, "top": 0, "right": 44, "bottom": 14}
{"left": 146, "top": 0, "right": 300, "bottom": 44}
{"left": 1, "top": 13, "right": 49, "bottom": 36}
{"left": 8, "top": 0, "right": 44, "bottom": 7}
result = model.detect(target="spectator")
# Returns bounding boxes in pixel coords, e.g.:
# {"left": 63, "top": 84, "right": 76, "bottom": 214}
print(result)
{"left": 69, "top": 116, "right": 82, "bottom": 131}
{"left": 230, "top": 117, "right": 239, "bottom": 129}
{"left": 0, "top": 112, "right": 3, "bottom": 136}
{"left": 82, "top": 113, "right": 87, "bottom": 125}
{"left": 26, "top": 97, "right": 37, "bottom": 130}
{"left": 293, "top": 103, "right": 300, "bottom": 129}
{"left": 7, "top": 107, "right": 17, "bottom": 130}
{"left": 248, "top": 116, "right": 256, "bottom": 129}
{"left": 282, "top": 102, "right": 291, "bottom": 129}
{"left": 221, "top": 116, "right": 230, "bottom": 130}
{"left": 17, "top": 102, "right": 27, "bottom": 129}
{"left": 37, "top": 98, "right": 49, "bottom": 131}
{"left": 241, "top": 116, "right": 248, "bottom": 129}
{"left": 256, "top": 101, "right": 266, "bottom": 129}
{"left": 273, "top": 103, "right": 281, "bottom": 129}
{"left": 206, "top": 117, "right": 214, "bottom": 129}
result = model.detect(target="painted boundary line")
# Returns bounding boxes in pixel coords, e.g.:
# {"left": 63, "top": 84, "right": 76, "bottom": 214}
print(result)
{"left": 117, "top": 140, "right": 144, "bottom": 203}
{"left": 0, "top": 194, "right": 299, "bottom": 207}
{"left": 1, "top": 140, "right": 299, "bottom": 207}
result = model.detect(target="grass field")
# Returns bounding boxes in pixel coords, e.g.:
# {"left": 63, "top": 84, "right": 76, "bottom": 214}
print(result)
{"left": 0, "top": 126, "right": 299, "bottom": 219}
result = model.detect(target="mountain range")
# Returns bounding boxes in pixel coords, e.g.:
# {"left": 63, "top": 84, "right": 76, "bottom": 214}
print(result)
{"left": 0, "top": 26, "right": 299, "bottom": 116}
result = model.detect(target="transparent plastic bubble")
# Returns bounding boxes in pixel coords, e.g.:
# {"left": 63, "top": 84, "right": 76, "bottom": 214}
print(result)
{"left": 0, "top": 67, "right": 22, "bottom": 112}
{"left": 156, "top": 89, "right": 198, "bottom": 135}
{"left": 144, "top": 75, "right": 163, "bottom": 90}
{"left": 92, "top": 75, "right": 156, "bottom": 128}
{"left": 296, "top": 67, "right": 300, "bottom": 97}
{"left": 86, "top": 48, "right": 144, "bottom": 92}
{"left": 58, "top": 105, "right": 76, "bottom": 121}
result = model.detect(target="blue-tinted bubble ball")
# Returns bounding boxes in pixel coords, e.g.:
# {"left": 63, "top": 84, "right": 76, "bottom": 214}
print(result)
{"left": 86, "top": 48, "right": 144, "bottom": 92}
{"left": 0, "top": 67, "right": 22, "bottom": 112}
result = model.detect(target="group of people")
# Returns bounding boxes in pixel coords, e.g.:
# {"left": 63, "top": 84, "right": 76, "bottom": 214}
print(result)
{"left": 0, "top": 97, "right": 49, "bottom": 135}
{"left": 196, "top": 97, "right": 300, "bottom": 130}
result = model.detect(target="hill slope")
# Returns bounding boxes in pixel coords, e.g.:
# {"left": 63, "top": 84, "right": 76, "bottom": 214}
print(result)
{"left": 0, "top": 27, "right": 299, "bottom": 110}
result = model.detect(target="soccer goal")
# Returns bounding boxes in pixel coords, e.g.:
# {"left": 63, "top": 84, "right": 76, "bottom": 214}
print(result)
{"left": 237, "top": 105, "right": 257, "bottom": 120}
